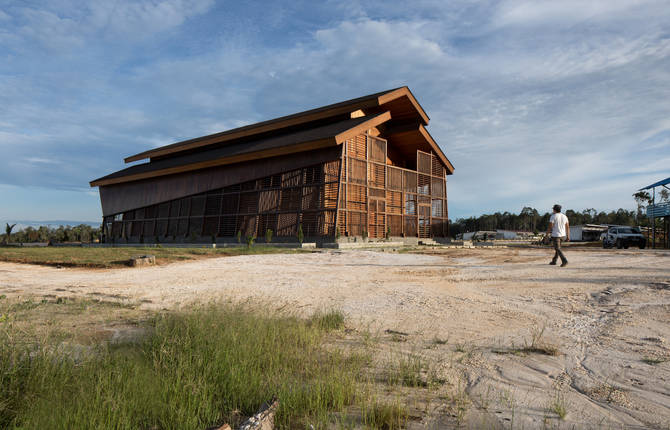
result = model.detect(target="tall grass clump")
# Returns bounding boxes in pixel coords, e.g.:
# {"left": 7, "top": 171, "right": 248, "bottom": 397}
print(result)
{"left": 0, "top": 305, "right": 363, "bottom": 429}
{"left": 362, "top": 400, "right": 408, "bottom": 429}
{"left": 386, "top": 354, "right": 429, "bottom": 388}
{"left": 309, "top": 309, "right": 345, "bottom": 332}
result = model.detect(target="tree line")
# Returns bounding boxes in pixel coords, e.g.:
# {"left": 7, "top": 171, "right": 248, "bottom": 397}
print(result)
{"left": 449, "top": 191, "right": 667, "bottom": 237}
{"left": 448, "top": 207, "right": 646, "bottom": 237}
{"left": 3, "top": 224, "right": 101, "bottom": 244}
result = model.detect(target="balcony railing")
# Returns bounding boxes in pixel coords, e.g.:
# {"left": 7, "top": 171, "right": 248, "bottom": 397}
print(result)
{"left": 647, "top": 202, "right": 670, "bottom": 218}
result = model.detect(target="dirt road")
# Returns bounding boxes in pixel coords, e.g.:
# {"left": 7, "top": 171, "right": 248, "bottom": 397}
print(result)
{"left": 1, "top": 247, "right": 668, "bottom": 428}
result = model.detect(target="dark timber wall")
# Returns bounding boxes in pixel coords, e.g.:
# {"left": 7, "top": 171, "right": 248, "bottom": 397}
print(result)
{"left": 98, "top": 146, "right": 342, "bottom": 216}
{"left": 103, "top": 158, "right": 340, "bottom": 243}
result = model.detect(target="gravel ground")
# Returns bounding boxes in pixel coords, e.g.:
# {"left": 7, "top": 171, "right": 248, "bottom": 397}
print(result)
{"left": 1, "top": 246, "right": 669, "bottom": 428}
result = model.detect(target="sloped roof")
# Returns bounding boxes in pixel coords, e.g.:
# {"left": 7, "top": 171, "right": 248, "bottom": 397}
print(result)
{"left": 123, "top": 86, "right": 429, "bottom": 163}
{"left": 90, "top": 112, "right": 390, "bottom": 187}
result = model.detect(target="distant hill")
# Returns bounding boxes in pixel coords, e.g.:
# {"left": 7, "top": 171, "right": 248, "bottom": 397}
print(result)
{"left": 1, "top": 220, "right": 100, "bottom": 231}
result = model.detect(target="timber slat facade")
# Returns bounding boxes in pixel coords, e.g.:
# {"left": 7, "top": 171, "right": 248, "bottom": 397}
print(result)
{"left": 91, "top": 87, "right": 454, "bottom": 243}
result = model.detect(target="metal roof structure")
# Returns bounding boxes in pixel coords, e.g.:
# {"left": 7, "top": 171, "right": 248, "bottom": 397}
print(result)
{"left": 639, "top": 176, "right": 670, "bottom": 190}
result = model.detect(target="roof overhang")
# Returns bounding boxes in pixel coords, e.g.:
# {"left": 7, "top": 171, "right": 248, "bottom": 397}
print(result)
{"left": 381, "top": 121, "right": 454, "bottom": 174}
{"left": 90, "top": 112, "right": 391, "bottom": 187}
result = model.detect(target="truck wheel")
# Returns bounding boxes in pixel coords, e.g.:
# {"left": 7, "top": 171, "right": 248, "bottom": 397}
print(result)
{"left": 639, "top": 242, "right": 646, "bottom": 249}
{"left": 623, "top": 244, "right": 629, "bottom": 249}
{"left": 616, "top": 239, "right": 623, "bottom": 249}
{"left": 602, "top": 241, "right": 608, "bottom": 249}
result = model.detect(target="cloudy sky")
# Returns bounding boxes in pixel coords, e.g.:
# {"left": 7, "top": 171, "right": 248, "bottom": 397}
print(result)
{"left": 1, "top": 0, "right": 669, "bottom": 222}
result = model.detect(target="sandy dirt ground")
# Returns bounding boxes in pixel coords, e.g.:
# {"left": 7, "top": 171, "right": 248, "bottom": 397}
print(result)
{"left": 1, "top": 247, "right": 669, "bottom": 429}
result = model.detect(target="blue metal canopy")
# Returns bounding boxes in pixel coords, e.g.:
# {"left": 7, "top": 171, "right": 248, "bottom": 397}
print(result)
{"left": 639, "top": 176, "right": 670, "bottom": 190}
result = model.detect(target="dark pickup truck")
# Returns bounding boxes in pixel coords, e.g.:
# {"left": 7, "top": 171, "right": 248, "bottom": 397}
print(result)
{"left": 602, "top": 226, "right": 647, "bottom": 249}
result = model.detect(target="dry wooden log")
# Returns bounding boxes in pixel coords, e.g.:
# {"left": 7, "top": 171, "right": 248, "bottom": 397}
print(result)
{"left": 238, "top": 399, "right": 279, "bottom": 430}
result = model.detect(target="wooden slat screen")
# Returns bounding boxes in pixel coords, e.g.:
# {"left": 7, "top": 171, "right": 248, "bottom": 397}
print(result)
{"left": 368, "top": 163, "right": 385, "bottom": 189}
{"left": 403, "top": 171, "right": 417, "bottom": 193}
{"left": 334, "top": 134, "right": 449, "bottom": 240}
{"left": 347, "top": 135, "right": 367, "bottom": 159}
{"left": 348, "top": 158, "right": 366, "bottom": 184}
{"left": 387, "top": 167, "right": 403, "bottom": 190}
{"left": 418, "top": 174, "right": 430, "bottom": 195}
{"left": 387, "top": 214, "right": 402, "bottom": 236}
{"left": 369, "top": 136, "right": 386, "bottom": 162}
{"left": 386, "top": 191, "right": 402, "bottom": 214}
{"left": 102, "top": 132, "right": 451, "bottom": 242}
{"left": 106, "top": 159, "right": 340, "bottom": 241}
{"left": 417, "top": 150, "right": 431, "bottom": 174}
{"left": 431, "top": 177, "right": 444, "bottom": 198}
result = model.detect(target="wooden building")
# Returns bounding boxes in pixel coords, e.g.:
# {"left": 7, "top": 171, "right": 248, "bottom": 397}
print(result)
{"left": 90, "top": 87, "right": 455, "bottom": 243}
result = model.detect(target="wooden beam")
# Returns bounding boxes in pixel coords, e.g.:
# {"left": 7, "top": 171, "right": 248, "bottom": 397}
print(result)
{"left": 335, "top": 111, "right": 391, "bottom": 143}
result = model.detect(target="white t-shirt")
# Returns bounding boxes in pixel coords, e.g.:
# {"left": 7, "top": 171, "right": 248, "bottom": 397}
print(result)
{"left": 550, "top": 212, "right": 569, "bottom": 237}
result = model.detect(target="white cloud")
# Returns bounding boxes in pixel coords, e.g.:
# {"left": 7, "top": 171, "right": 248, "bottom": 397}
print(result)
{"left": 3, "top": 0, "right": 215, "bottom": 53}
{"left": 86, "top": 0, "right": 215, "bottom": 38}
{"left": 493, "top": 0, "right": 657, "bottom": 27}
{"left": 23, "top": 157, "right": 60, "bottom": 165}
{"left": 1, "top": 1, "right": 669, "bottom": 220}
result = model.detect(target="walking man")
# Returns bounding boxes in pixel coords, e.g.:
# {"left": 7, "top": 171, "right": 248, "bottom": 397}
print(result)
{"left": 547, "top": 204, "right": 569, "bottom": 267}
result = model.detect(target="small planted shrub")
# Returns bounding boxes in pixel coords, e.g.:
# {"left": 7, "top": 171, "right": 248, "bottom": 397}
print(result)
{"left": 362, "top": 230, "right": 368, "bottom": 241}
{"left": 265, "top": 229, "right": 273, "bottom": 243}
{"left": 236, "top": 230, "right": 242, "bottom": 244}
{"left": 245, "top": 234, "right": 255, "bottom": 248}
{"left": 335, "top": 226, "right": 341, "bottom": 240}
{"left": 297, "top": 224, "right": 304, "bottom": 244}
{"left": 385, "top": 226, "right": 391, "bottom": 240}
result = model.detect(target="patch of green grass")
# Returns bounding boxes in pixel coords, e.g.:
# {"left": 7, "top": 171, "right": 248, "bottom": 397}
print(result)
{"left": 0, "top": 246, "right": 309, "bottom": 268}
{"left": 362, "top": 401, "right": 408, "bottom": 430}
{"left": 309, "top": 309, "right": 346, "bottom": 332}
{"left": 495, "top": 326, "right": 560, "bottom": 356}
{"left": 0, "top": 303, "right": 364, "bottom": 429}
{"left": 386, "top": 354, "right": 433, "bottom": 388}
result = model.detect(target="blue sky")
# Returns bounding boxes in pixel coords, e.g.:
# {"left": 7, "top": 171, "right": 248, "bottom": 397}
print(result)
{"left": 1, "top": 0, "right": 669, "bottom": 223}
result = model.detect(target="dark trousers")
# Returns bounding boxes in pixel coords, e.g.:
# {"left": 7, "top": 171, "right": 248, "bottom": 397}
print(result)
{"left": 551, "top": 237, "right": 567, "bottom": 263}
